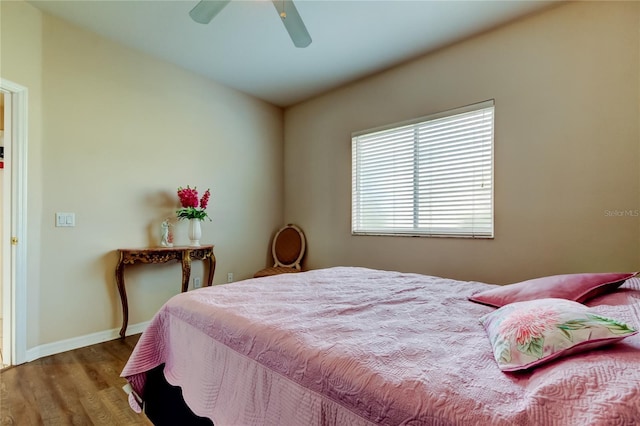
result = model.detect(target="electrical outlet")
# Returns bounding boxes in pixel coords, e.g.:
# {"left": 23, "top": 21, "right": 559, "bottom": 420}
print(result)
{"left": 193, "top": 277, "right": 202, "bottom": 289}
{"left": 227, "top": 272, "right": 234, "bottom": 283}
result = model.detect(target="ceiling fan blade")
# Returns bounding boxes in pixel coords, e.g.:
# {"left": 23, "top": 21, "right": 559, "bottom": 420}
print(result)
{"left": 189, "top": 0, "right": 231, "bottom": 24}
{"left": 271, "top": 0, "right": 312, "bottom": 48}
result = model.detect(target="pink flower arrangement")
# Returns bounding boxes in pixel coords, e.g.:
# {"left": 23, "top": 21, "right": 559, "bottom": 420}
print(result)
{"left": 176, "top": 186, "right": 211, "bottom": 221}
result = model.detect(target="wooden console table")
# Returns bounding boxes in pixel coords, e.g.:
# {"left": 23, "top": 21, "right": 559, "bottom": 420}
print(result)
{"left": 115, "top": 245, "right": 215, "bottom": 338}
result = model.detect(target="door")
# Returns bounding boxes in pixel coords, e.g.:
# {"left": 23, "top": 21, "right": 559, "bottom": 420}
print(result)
{"left": 1, "top": 79, "right": 28, "bottom": 366}
{"left": 0, "top": 91, "right": 5, "bottom": 367}
{"left": 1, "top": 90, "right": 11, "bottom": 366}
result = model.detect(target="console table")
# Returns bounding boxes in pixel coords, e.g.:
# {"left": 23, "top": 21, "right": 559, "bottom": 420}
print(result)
{"left": 115, "top": 245, "right": 215, "bottom": 338}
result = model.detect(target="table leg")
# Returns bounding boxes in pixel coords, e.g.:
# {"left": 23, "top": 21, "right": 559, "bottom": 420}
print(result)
{"left": 206, "top": 252, "right": 216, "bottom": 287}
{"left": 181, "top": 251, "right": 192, "bottom": 293}
{"left": 116, "top": 256, "right": 128, "bottom": 339}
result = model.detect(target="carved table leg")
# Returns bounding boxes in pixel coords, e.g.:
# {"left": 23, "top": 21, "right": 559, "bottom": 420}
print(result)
{"left": 181, "top": 251, "right": 192, "bottom": 293}
{"left": 206, "top": 252, "right": 216, "bottom": 287}
{"left": 116, "top": 255, "right": 128, "bottom": 339}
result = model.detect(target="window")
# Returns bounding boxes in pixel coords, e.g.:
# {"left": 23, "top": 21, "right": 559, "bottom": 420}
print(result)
{"left": 351, "top": 100, "right": 494, "bottom": 238}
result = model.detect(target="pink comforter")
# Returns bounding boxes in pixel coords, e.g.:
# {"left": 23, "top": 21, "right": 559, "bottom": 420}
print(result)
{"left": 122, "top": 267, "right": 640, "bottom": 425}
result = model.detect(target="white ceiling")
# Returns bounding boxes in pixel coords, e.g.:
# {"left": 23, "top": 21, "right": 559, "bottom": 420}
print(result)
{"left": 28, "top": 0, "right": 558, "bottom": 107}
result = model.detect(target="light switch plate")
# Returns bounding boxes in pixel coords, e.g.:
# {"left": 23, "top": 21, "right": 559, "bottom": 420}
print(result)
{"left": 55, "top": 212, "right": 75, "bottom": 227}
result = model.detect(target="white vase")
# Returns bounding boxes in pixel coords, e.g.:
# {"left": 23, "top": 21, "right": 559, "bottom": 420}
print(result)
{"left": 188, "top": 219, "right": 202, "bottom": 246}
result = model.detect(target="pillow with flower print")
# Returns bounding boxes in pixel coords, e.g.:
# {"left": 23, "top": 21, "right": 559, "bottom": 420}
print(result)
{"left": 479, "top": 298, "right": 637, "bottom": 372}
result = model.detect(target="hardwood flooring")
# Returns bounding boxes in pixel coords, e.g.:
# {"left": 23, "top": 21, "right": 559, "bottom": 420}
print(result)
{"left": 0, "top": 334, "right": 153, "bottom": 425}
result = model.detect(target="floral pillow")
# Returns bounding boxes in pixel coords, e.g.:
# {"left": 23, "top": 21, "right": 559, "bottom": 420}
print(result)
{"left": 480, "top": 298, "right": 637, "bottom": 372}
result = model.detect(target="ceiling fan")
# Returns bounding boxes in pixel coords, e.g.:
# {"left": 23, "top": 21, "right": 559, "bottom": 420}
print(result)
{"left": 189, "top": 0, "right": 312, "bottom": 48}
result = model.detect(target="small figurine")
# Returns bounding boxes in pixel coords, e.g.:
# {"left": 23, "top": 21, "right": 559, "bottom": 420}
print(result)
{"left": 160, "top": 219, "right": 173, "bottom": 247}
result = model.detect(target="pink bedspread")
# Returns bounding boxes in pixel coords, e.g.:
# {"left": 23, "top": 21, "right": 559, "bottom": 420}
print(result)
{"left": 122, "top": 267, "right": 640, "bottom": 425}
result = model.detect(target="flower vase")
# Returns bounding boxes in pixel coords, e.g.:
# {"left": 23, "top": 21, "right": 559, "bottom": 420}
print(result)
{"left": 188, "top": 219, "right": 202, "bottom": 247}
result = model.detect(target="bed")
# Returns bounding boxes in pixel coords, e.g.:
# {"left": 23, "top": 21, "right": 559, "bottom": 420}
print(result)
{"left": 121, "top": 266, "right": 640, "bottom": 425}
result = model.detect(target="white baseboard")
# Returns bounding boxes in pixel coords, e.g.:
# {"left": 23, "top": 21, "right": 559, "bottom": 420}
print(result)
{"left": 24, "top": 321, "right": 150, "bottom": 363}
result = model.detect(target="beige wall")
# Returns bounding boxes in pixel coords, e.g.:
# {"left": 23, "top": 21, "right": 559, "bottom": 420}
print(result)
{"left": 284, "top": 1, "right": 640, "bottom": 285}
{"left": 2, "top": 1, "right": 284, "bottom": 348}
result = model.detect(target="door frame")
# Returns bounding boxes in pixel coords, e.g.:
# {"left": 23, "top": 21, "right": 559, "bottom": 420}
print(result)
{"left": 1, "top": 78, "right": 28, "bottom": 366}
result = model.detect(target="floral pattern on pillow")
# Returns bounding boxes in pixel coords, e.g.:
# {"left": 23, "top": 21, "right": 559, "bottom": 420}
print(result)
{"left": 480, "top": 298, "right": 637, "bottom": 371}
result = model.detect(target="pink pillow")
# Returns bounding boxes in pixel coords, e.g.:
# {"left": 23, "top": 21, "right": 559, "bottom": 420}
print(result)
{"left": 480, "top": 298, "right": 637, "bottom": 371}
{"left": 469, "top": 272, "right": 638, "bottom": 308}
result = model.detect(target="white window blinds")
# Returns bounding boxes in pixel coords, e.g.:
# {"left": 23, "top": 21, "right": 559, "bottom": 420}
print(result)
{"left": 352, "top": 100, "right": 494, "bottom": 238}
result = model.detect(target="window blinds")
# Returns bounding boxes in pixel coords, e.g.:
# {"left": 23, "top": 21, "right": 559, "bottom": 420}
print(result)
{"left": 352, "top": 100, "right": 494, "bottom": 238}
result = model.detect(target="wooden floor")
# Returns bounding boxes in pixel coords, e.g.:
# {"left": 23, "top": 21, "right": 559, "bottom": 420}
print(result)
{"left": 0, "top": 334, "right": 153, "bottom": 425}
